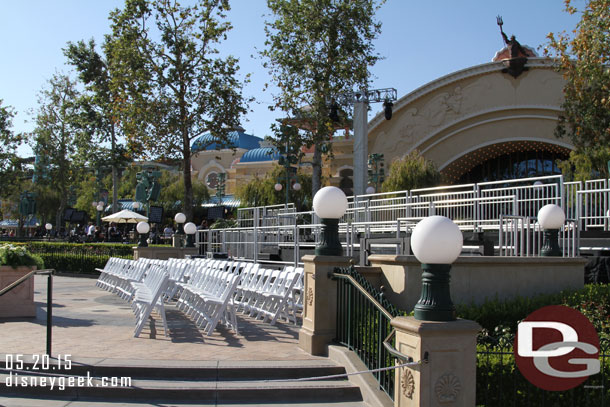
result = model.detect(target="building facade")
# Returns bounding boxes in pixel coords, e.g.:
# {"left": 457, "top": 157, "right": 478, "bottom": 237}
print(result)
{"left": 191, "top": 56, "right": 571, "bottom": 199}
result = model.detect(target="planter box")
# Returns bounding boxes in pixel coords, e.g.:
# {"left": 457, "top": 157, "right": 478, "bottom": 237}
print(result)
{"left": 0, "top": 266, "right": 36, "bottom": 318}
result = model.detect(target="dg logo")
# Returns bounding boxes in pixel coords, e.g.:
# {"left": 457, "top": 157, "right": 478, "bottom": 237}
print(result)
{"left": 514, "top": 305, "right": 600, "bottom": 391}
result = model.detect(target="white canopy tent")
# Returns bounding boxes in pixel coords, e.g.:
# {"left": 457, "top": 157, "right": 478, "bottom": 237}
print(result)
{"left": 101, "top": 209, "right": 148, "bottom": 224}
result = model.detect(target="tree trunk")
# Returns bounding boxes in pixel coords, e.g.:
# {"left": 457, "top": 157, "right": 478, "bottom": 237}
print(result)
{"left": 111, "top": 125, "right": 119, "bottom": 213}
{"left": 56, "top": 198, "right": 66, "bottom": 237}
{"left": 183, "top": 127, "right": 194, "bottom": 222}
{"left": 112, "top": 166, "right": 119, "bottom": 213}
{"left": 312, "top": 143, "right": 322, "bottom": 197}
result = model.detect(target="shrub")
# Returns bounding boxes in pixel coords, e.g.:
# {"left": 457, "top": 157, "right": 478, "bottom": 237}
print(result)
{"left": 457, "top": 284, "right": 610, "bottom": 338}
{"left": 0, "top": 244, "right": 45, "bottom": 270}
{"left": 6, "top": 242, "right": 133, "bottom": 274}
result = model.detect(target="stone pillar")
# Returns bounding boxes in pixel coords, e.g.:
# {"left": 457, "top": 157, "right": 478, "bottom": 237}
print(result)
{"left": 299, "top": 255, "right": 351, "bottom": 356}
{"left": 392, "top": 316, "right": 481, "bottom": 407}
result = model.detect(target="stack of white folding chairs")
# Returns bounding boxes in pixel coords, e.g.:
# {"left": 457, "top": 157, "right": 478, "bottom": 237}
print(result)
{"left": 96, "top": 257, "right": 170, "bottom": 337}
{"left": 131, "top": 264, "right": 170, "bottom": 337}
{"left": 96, "top": 256, "right": 305, "bottom": 338}
{"left": 234, "top": 265, "right": 304, "bottom": 326}
{"left": 176, "top": 260, "right": 251, "bottom": 335}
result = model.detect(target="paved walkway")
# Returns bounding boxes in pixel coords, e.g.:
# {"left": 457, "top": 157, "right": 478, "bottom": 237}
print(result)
{"left": 0, "top": 275, "right": 322, "bottom": 362}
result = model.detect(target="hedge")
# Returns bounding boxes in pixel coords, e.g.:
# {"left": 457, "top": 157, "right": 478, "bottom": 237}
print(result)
{"left": 10, "top": 242, "right": 134, "bottom": 274}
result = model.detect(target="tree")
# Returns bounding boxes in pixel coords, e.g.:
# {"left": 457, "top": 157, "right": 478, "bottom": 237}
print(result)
{"left": 157, "top": 171, "right": 210, "bottom": 218}
{"left": 0, "top": 100, "right": 27, "bottom": 200}
{"left": 106, "top": 0, "right": 250, "bottom": 221}
{"left": 236, "top": 164, "right": 312, "bottom": 210}
{"left": 30, "top": 73, "right": 90, "bottom": 227}
{"left": 381, "top": 151, "right": 441, "bottom": 192}
{"left": 64, "top": 39, "right": 131, "bottom": 213}
{"left": 262, "top": 0, "right": 383, "bottom": 195}
{"left": 0, "top": 100, "right": 20, "bottom": 171}
{"left": 545, "top": 0, "right": 610, "bottom": 175}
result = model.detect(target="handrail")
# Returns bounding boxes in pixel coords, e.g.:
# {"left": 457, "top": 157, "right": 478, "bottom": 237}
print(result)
{"left": 0, "top": 269, "right": 55, "bottom": 356}
{"left": 331, "top": 265, "right": 401, "bottom": 400}
{"left": 331, "top": 272, "right": 394, "bottom": 320}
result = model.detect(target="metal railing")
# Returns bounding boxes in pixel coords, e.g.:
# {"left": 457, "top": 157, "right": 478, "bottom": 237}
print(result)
{"left": 219, "top": 175, "right": 610, "bottom": 263}
{"left": 0, "top": 269, "right": 54, "bottom": 355}
{"left": 498, "top": 215, "right": 579, "bottom": 257}
{"left": 577, "top": 188, "right": 610, "bottom": 231}
{"left": 332, "top": 266, "right": 401, "bottom": 400}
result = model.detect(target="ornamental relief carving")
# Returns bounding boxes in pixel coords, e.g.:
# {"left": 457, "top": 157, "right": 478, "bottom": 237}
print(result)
{"left": 401, "top": 368, "right": 415, "bottom": 399}
{"left": 435, "top": 372, "right": 461, "bottom": 403}
{"left": 306, "top": 287, "right": 314, "bottom": 307}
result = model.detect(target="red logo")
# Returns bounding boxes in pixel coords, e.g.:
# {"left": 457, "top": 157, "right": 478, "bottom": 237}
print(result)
{"left": 514, "top": 305, "right": 600, "bottom": 391}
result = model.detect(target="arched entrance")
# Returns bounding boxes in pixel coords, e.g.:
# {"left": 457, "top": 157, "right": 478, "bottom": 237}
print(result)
{"left": 441, "top": 141, "right": 571, "bottom": 184}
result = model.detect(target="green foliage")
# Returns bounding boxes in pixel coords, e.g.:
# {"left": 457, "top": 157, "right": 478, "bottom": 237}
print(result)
{"left": 22, "top": 242, "right": 133, "bottom": 274}
{"left": 262, "top": 0, "right": 384, "bottom": 193}
{"left": 545, "top": 0, "right": 610, "bottom": 150}
{"left": 64, "top": 38, "right": 132, "bottom": 213}
{"left": 557, "top": 146, "right": 610, "bottom": 181}
{"left": 0, "top": 100, "right": 23, "bottom": 176}
{"left": 157, "top": 173, "right": 210, "bottom": 210}
{"left": 235, "top": 164, "right": 312, "bottom": 210}
{"left": 457, "top": 284, "right": 610, "bottom": 337}
{"left": 469, "top": 284, "right": 610, "bottom": 405}
{"left": 381, "top": 150, "right": 441, "bottom": 192}
{"left": 0, "top": 244, "right": 45, "bottom": 270}
{"left": 0, "top": 101, "right": 30, "bottom": 204}
{"left": 106, "top": 0, "right": 250, "bottom": 220}
{"left": 30, "top": 73, "right": 92, "bottom": 226}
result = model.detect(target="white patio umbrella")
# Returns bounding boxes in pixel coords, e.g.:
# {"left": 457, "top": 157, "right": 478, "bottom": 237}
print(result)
{"left": 101, "top": 209, "right": 148, "bottom": 224}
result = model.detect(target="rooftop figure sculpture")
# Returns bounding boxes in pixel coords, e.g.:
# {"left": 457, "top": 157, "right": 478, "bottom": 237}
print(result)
{"left": 497, "top": 16, "right": 531, "bottom": 59}
{"left": 495, "top": 16, "right": 535, "bottom": 78}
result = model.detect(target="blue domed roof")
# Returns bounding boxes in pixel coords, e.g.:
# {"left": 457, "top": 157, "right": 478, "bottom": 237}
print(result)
{"left": 191, "top": 130, "right": 263, "bottom": 153}
{"left": 240, "top": 147, "right": 281, "bottom": 163}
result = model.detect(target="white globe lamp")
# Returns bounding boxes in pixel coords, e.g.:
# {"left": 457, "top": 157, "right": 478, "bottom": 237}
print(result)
{"left": 312, "top": 186, "right": 348, "bottom": 256}
{"left": 292, "top": 182, "right": 301, "bottom": 191}
{"left": 538, "top": 204, "right": 565, "bottom": 256}
{"left": 274, "top": 183, "right": 283, "bottom": 192}
{"left": 365, "top": 186, "right": 376, "bottom": 195}
{"left": 538, "top": 204, "right": 565, "bottom": 230}
{"left": 411, "top": 216, "right": 462, "bottom": 321}
{"left": 184, "top": 222, "right": 197, "bottom": 247}
{"left": 96, "top": 204, "right": 104, "bottom": 212}
{"left": 136, "top": 221, "right": 150, "bottom": 247}
{"left": 174, "top": 212, "right": 186, "bottom": 235}
{"left": 45, "top": 223, "right": 53, "bottom": 241}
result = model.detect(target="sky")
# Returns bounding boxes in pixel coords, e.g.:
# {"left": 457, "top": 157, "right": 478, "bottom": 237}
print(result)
{"left": 0, "top": 0, "right": 583, "bottom": 157}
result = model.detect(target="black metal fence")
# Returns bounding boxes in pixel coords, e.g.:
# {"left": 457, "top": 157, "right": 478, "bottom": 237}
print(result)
{"left": 332, "top": 266, "right": 401, "bottom": 400}
{"left": 477, "top": 335, "right": 610, "bottom": 406}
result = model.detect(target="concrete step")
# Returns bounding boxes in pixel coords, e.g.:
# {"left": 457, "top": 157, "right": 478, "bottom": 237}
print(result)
{"left": 0, "top": 396, "right": 370, "bottom": 407}
{"left": 0, "top": 356, "right": 364, "bottom": 405}
{"left": 0, "top": 357, "right": 346, "bottom": 381}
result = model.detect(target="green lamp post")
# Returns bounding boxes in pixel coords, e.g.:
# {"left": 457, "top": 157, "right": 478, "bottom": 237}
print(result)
{"left": 313, "top": 186, "right": 348, "bottom": 256}
{"left": 367, "top": 153, "right": 385, "bottom": 193}
{"left": 411, "top": 215, "right": 463, "bottom": 321}
{"left": 136, "top": 221, "right": 150, "bottom": 247}
{"left": 538, "top": 204, "right": 565, "bottom": 257}
{"left": 184, "top": 222, "right": 197, "bottom": 248}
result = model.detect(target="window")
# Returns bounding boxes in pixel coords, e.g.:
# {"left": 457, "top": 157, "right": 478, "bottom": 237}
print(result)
{"left": 206, "top": 172, "right": 219, "bottom": 189}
